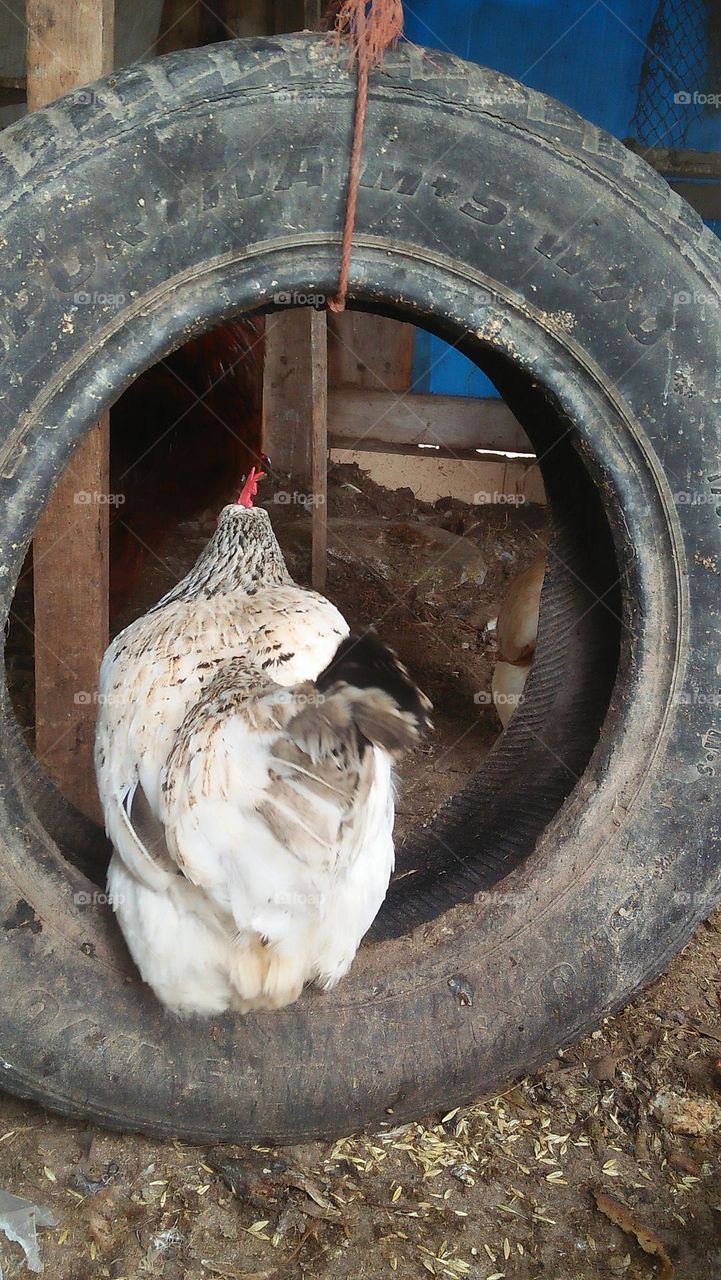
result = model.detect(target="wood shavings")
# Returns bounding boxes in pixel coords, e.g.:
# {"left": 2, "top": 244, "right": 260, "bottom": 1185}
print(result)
{"left": 652, "top": 1090, "right": 721, "bottom": 1136}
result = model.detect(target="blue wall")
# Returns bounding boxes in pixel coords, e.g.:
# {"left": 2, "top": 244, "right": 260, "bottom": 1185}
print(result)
{"left": 404, "top": 0, "right": 721, "bottom": 397}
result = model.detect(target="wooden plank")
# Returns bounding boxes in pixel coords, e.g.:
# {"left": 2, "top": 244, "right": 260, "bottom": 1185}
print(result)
{"left": 262, "top": 309, "right": 319, "bottom": 484}
{"left": 262, "top": 310, "right": 329, "bottom": 582}
{"left": 0, "top": 76, "right": 26, "bottom": 106}
{"left": 328, "top": 388, "right": 533, "bottom": 455}
{"left": 310, "top": 310, "right": 328, "bottom": 592}
{"left": 223, "top": 0, "right": 275, "bottom": 37}
{"left": 225, "top": 0, "right": 319, "bottom": 38}
{"left": 330, "top": 449, "right": 546, "bottom": 506}
{"left": 625, "top": 143, "right": 721, "bottom": 181}
{"left": 222, "top": 1, "right": 322, "bottom": 41}
{"left": 155, "top": 0, "right": 204, "bottom": 54}
{"left": 670, "top": 181, "right": 721, "bottom": 221}
{"left": 273, "top": 1, "right": 306, "bottom": 32}
{"left": 302, "top": 1, "right": 324, "bottom": 30}
{"left": 330, "top": 439, "right": 523, "bottom": 463}
{"left": 28, "top": 0, "right": 114, "bottom": 823}
{"left": 328, "top": 313, "right": 415, "bottom": 392}
{"left": 26, "top": 0, "right": 114, "bottom": 106}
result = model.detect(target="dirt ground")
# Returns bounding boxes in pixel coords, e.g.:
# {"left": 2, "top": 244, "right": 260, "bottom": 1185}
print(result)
{"left": 2, "top": 464, "right": 719, "bottom": 1279}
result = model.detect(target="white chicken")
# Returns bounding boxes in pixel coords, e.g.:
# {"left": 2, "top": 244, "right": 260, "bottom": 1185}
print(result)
{"left": 96, "top": 472, "right": 430, "bottom": 1014}
{"left": 491, "top": 552, "right": 546, "bottom": 727}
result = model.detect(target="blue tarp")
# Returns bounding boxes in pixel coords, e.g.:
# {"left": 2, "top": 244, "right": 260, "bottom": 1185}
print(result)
{"left": 402, "top": 0, "right": 720, "bottom": 396}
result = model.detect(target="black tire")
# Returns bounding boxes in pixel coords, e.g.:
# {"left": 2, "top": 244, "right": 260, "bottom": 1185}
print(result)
{"left": 0, "top": 35, "right": 719, "bottom": 1142}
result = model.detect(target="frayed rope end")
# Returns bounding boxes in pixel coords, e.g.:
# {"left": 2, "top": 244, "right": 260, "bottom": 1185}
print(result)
{"left": 331, "top": 0, "right": 404, "bottom": 68}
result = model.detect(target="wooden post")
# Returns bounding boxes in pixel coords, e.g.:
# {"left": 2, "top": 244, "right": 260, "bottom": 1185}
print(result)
{"left": 227, "top": 1, "right": 322, "bottom": 37}
{"left": 28, "top": 0, "right": 114, "bottom": 823}
{"left": 327, "top": 314, "right": 415, "bottom": 392}
{"left": 223, "top": 0, "right": 275, "bottom": 37}
{"left": 263, "top": 309, "right": 318, "bottom": 484}
{"left": 302, "top": 1, "right": 323, "bottom": 27}
{"left": 262, "top": 308, "right": 329, "bottom": 590}
{"left": 155, "top": 0, "right": 204, "bottom": 55}
{"left": 310, "top": 311, "right": 328, "bottom": 593}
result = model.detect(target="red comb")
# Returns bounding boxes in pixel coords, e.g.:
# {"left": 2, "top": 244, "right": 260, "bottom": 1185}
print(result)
{"left": 236, "top": 467, "right": 265, "bottom": 508}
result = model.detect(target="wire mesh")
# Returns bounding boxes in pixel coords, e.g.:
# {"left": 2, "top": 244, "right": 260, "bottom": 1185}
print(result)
{"left": 631, "top": 0, "right": 712, "bottom": 149}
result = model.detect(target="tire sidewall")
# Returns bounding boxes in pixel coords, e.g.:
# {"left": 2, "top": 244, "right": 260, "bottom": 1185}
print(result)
{"left": 0, "top": 36, "right": 718, "bottom": 1138}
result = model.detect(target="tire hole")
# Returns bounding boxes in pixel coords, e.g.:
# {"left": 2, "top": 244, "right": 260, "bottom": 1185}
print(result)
{"left": 4, "top": 301, "right": 623, "bottom": 941}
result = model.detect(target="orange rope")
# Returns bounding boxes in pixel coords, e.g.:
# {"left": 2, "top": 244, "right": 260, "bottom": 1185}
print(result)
{"left": 327, "top": 0, "right": 404, "bottom": 314}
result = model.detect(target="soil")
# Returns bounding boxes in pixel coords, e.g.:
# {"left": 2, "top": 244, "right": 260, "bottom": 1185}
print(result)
{"left": 1, "top": 464, "right": 719, "bottom": 1279}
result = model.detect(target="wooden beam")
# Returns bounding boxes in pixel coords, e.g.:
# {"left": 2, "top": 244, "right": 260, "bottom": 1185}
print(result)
{"left": 263, "top": 309, "right": 318, "bottom": 484}
{"left": 0, "top": 76, "right": 26, "bottom": 106}
{"left": 302, "top": 1, "right": 324, "bottom": 27}
{"left": 155, "top": 0, "right": 204, "bottom": 54}
{"left": 330, "top": 449, "right": 546, "bottom": 506}
{"left": 221, "top": 0, "right": 275, "bottom": 38}
{"left": 273, "top": 1, "right": 306, "bottom": 32}
{"left": 310, "top": 311, "right": 328, "bottom": 592}
{"left": 26, "top": 1, "right": 113, "bottom": 106}
{"left": 262, "top": 309, "right": 329, "bottom": 584}
{"left": 28, "top": 0, "right": 114, "bottom": 823}
{"left": 328, "top": 313, "right": 415, "bottom": 391}
{"left": 328, "top": 389, "right": 533, "bottom": 455}
{"left": 670, "top": 181, "right": 721, "bottom": 221}
{"left": 625, "top": 142, "right": 721, "bottom": 181}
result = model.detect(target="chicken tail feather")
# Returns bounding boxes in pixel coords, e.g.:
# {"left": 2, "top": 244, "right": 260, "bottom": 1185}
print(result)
{"left": 314, "top": 630, "right": 432, "bottom": 755}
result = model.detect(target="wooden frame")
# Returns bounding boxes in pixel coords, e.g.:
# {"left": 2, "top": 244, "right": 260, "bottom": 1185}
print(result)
{"left": 28, "top": 0, "right": 114, "bottom": 822}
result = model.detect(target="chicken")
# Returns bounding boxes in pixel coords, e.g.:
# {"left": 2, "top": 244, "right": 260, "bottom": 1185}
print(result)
{"left": 96, "top": 474, "right": 430, "bottom": 1014}
{"left": 144, "top": 631, "right": 428, "bottom": 1013}
{"left": 96, "top": 467, "right": 347, "bottom": 890}
{"left": 491, "top": 552, "right": 546, "bottom": 727}
{"left": 109, "top": 317, "right": 264, "bottom": 613}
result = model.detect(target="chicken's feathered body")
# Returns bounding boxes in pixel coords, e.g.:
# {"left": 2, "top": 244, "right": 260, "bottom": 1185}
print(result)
{"left": 96, "top": 501, "right": 428, "bottom": 1015}
{"left": 97, "top": 503, "right": 347, "bottom": 888}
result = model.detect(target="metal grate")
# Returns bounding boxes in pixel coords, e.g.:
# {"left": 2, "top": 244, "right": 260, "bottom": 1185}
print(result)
{"left": 631, "top": 0, "right": 711, "bottom": 149}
